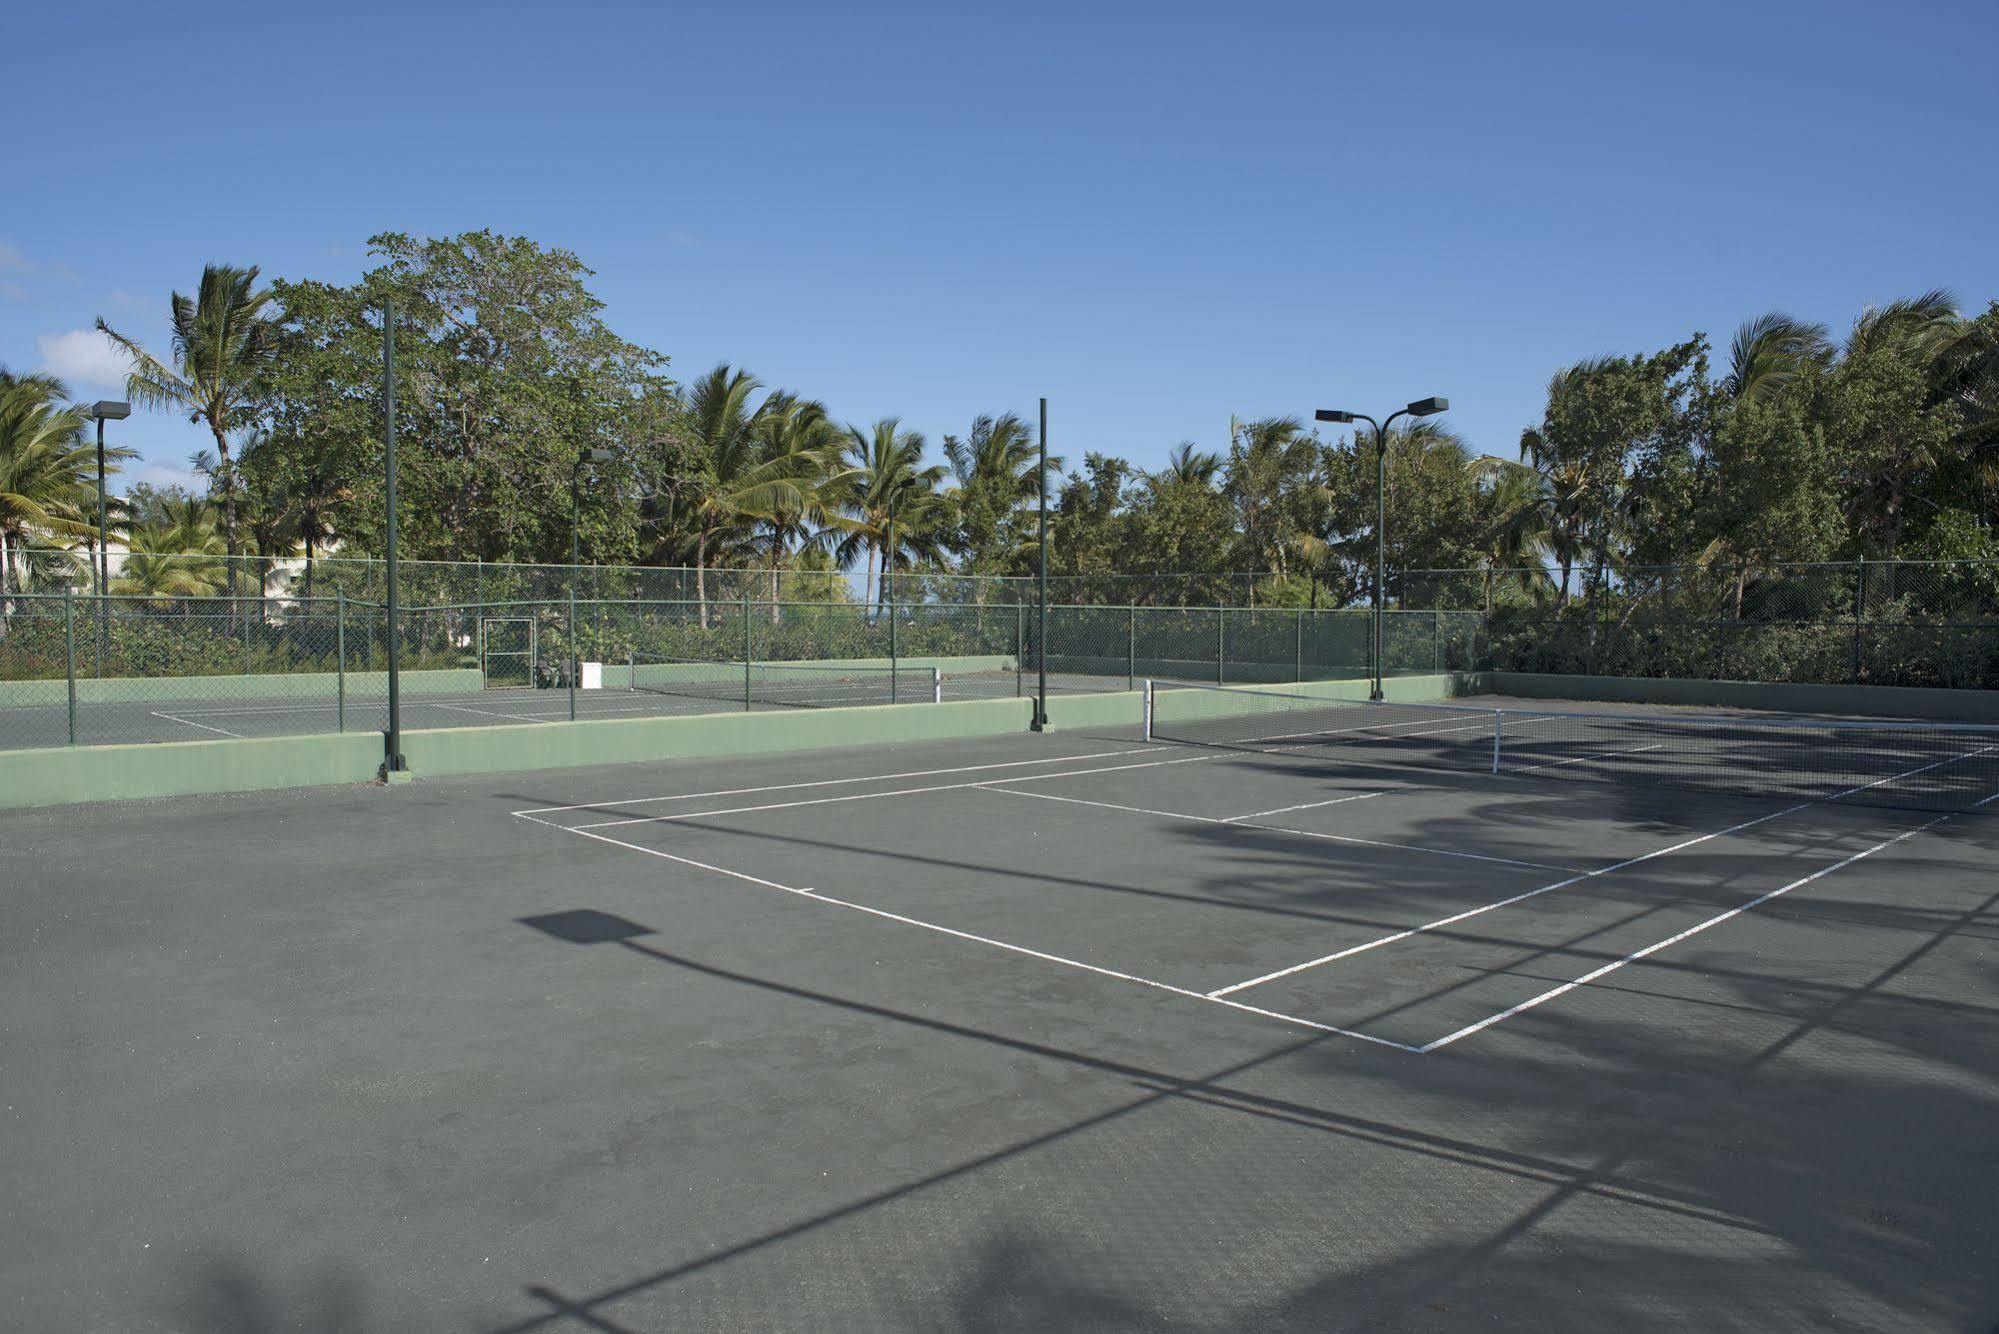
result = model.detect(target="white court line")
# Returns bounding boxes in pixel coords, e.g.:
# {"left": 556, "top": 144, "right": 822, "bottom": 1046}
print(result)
{"left": 512, "top": 810, "right": 1420, "bottom": 1052}
{"left": 1511, "top": 742, "right": 1666, "bottom": 774}
{"left": 149, "top": 710, "right": 248, "bottom": 739}
{"left": 428, "top": 700, "right": 566, "bottom": 724}
{"left": 1204, "top": 802, "right": 1813, "bottom": 998}
{"left": 1207, "top": 743, "right": 1999, "bottom": 1000}
{"left": 515, "top": 747, "right": 1147, "bottom": 816}
{"left": 1223, "top": 791, "right": 1387, "bottom": 822}
{"left": 1418, "top": 811, "right": 1956, "bottom": 1052}
{"left": 979, "top": 784, "right": 1582, "bottom": 874}
{"left": 567, "top": 756, "right": 1215, "bottom": 828}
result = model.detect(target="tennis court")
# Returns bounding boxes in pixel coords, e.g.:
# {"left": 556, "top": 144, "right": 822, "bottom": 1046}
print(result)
{"left": 4, "top": 689, "right": 1996, "bottom": 1330}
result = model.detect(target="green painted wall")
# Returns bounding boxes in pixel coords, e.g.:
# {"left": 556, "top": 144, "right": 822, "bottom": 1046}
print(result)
{"left": 400, "top": 694, "right": 1038, "bottom": 777}
{"left": 0, "top": 732, "right": 384, "bottom": 811}
{"left": 1484, "top": 671, "right": 1999, "bottom": 722}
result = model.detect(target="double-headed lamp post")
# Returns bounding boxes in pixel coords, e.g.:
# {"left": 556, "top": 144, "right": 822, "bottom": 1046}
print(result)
{"left": 1314, "top": 396, "right": 1449, "bottom": 701}
{"left": 571, "top": 448, "right": 616, "bottom": 568}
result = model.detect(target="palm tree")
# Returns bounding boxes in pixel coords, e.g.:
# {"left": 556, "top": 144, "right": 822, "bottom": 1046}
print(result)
{"left": 659, "top": 365, "right": 825, "bottom": 626}
{"left": 941, "top": 412, "right": 1057, "bottom": 577}
{"left": 0, "top": 371, "right": 119, "bottom": 598}
{"left": 1225, "top": 415, "right": 1317, "bottom": 574}
{"left": 1159, "top": 442, "right": 1222, "bottom": 487}
{"left": 1469, "top": 455, "right": 1555, "bottom": 600}
{"left": 747, "top": 393, "right": 847, "bottom": 618}
{"left": 835, "top": 418, "right": 946, "bottom": 614}
{"left": 1835, "top": 290, "right": 1971, "bottom": 561}
{"left": 235, "top": 430, "right": 351, "bottom": 600}
{"left": 113, "top": 501, "right": 228, "bottom": 603}
{"left": 1723, "top": 313, "right": 1832, "bottom": 402}
{"left": 97, "top": 265, "right": 280, "bottom": 561}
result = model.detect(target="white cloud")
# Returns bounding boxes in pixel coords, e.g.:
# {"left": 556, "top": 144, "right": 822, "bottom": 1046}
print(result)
{"left": 0, "top": 281, "right": 27, "bottom": 302}
{"left": 0, "top": 240, "right": 31, "bottom": 272}
{"left": 36, "top": 328, "right": 131, "bottom": 390}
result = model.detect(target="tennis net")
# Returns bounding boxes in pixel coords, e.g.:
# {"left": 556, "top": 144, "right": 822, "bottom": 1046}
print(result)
{"left": 626, "top": 654, "right": 942, "bottom": 710}
{"left": 1143, "top": 681, "right": 1999, "bottom": 813}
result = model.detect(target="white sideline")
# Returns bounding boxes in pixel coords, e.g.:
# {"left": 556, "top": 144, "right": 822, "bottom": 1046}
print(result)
{"left": 512, "top": 810, "right": 1421, "bottom": 1052}
{"left": 570, "top": 751, "right": 1221, "bottom": 831}
{"left": 1417, "top": 811, "right": 1956, "bottom": 1051}
{"left": 149, "top": 710, "right": 248, "bottom": 739}
{"left": 1204, "top": 802, "right": 1814, "bottom": 998}
{"left": 978, "top": 784, "right": 1583, "bottom": 874}
{"left": 1207, "top": 743, "right": 1999, "bottom": 1000}
{"left": 515, "top": 747, "right": 1147, "bottom": 816}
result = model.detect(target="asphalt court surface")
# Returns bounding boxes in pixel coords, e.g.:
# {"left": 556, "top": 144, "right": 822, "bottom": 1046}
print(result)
{"left": 6, "top": 721, "right": 1997, "bottom": 1330}
{"left": 519, "top": 728, "right": 1994, "bottom": 1054}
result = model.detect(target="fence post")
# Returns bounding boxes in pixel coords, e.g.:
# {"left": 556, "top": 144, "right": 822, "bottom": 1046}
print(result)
{"left": 1295, "top": 607, "right": 1304, "bottom": 682}
{"left": 336, "top": 591, "right": 347, "bottom": 734}
{"left": 1127, "top": 604, "right": 1137, "bottom": 691}
{"left": 64, "top": 587, "right": 77, "bottom": 746}
{"left": 1852, "top": 557, "right": 1866, "bottom": 683}
{"left": 888, "top": 593, "right": 899, "bottom": 704}
{"left": 1492, "top": 710, "right": 1502, "bottom": 774}
{"left": 743, "top": 589, "right": 754, "bottom": 711}
{"left": 1432, "top": 609, "right": 1441, "bottom": 675}
{"left": 242, "top": 592, "right": 252, "bottom": 676}
{"left": 1015, "top": 603, "right": 1024, "bottom": 697}
{"left": 1216, "top": 607, "right": 1226, "bottom": 684}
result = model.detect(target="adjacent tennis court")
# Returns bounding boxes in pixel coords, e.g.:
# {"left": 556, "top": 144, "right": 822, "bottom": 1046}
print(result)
{"left": 5, "top": 688, "right": 1994, "bottom": 1330}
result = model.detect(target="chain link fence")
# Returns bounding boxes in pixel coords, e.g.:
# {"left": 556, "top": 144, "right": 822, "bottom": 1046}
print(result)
{"left": 4, "top": 556, "right": 1992, "bottom": 751}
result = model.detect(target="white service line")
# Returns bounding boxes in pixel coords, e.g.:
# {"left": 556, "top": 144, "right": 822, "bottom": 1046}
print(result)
{"left": 513, "top": 810, "right": 1420, "bottom": 1051}
{"left": 572, "top": 751, "right": 1220, "bottom": 831}
{"left": 1417, "top": 811, "right": 1955, "bottom": 1052}
{"left": 149, "top": 710, "right": 248, "bottom": 739}
{"left": 1223, "top": 791, "right": 1387, "bottom": 822}
{"left": 427, "top": 700, "right": 568, "bottom": 724}
{"left": 1511, "top": 742, "right": 1666, "bottom": 774}
{"left": 514, "top": 746, "right": 1149, "bottom": 816}
{"left": 1207, "top": 744, "right": 1998, "bottom": 1001}
{"left": 980, "top": 784, "right": 1582, "bottom": 874}
{"left": 1205, "top": 801, "right": 1814, "bottom": 998}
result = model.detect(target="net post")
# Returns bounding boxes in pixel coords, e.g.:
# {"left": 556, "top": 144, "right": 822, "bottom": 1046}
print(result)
{"left": 931, "top": 667, "right": 942, "bottom": 704}
{"left": 63, "top": 587, "right": 77, "bottom": 746}
{"left": 336, "top": 591, "right": 347, "bottom": 734}
{"left": 1142, "top": 679, "right": 1155, "bottom": 742}
{"left": 567, "top": 588, "right": 578, "bottom": 722}
{"left": 1492, "top": 709, "right": 1502, "bottom": 774}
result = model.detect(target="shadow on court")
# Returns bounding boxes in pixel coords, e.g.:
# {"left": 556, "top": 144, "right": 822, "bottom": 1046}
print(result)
{"left": 2, "top": 728, "right": 1993, "bottom": 1332}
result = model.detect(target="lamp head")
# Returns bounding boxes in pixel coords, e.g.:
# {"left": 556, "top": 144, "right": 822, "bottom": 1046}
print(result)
{"left": 1406, "top": 397, "right": 1449, "bottom": 417}
{"left": 92, "top": 401, "right": 131, "bottom": 421}
{"left": 1314, "top": 409, "right": 1356, "bottom": 424}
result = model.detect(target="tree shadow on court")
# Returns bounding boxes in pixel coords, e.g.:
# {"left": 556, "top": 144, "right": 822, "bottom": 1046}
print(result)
{"left": 154, "top": 1255, "right": 427, "bottom": 1334}
{"left": 492, "top": 902, "right": 1999, "bottom": 1332}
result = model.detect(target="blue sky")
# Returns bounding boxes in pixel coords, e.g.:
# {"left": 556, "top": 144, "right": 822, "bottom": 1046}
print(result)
{"left": 4, "top": 0, "right": 1995, "bottom": 496}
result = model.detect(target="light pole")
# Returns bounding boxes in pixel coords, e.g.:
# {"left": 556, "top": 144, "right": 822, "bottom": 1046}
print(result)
{"left": 89, "top": 401, "right": 130, "bottom": 661}
{"left": 1315, "top": 396, "right": 1449, "bottom": 700}
{"left": 571, "top": 448, "right": 615, "bottom": 568}
{"left": 1032, "top": 397, "right": 1049, "bottom": 731}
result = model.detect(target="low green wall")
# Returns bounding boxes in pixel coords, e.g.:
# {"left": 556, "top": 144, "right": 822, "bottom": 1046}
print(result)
{"left": 1485, "top": 671, "right": 1999, "bottom": 722}
{"left": 0, "top": 731, "right": 384, "bottom": 811}
{"left": 400, "top": 694, "right": 1037, "bottom": 778}
{"left": 0, "top": 667, "right": 483, "bottom": 709}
